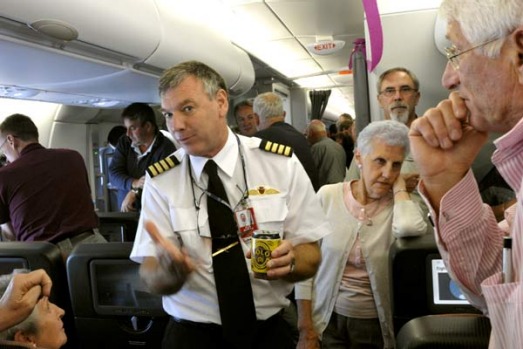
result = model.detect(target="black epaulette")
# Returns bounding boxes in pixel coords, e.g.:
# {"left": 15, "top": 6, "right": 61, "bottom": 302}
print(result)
{"left": 259, "top": 140, "right": 293, "bottom": 157}
{"left": 147, "top": 155, "right": 180, "bottom": 178}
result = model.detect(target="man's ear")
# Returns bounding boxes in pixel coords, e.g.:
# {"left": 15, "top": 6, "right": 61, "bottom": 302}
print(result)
{"left": 144, "top": 121, "right": 154, "bottom": 132}
{"left": 376, "top": 94, "right": 384, "bottom": 109}
{"left": 414, "top": 91, "right": 421, "bottom": 106}
{"left": 14, "top": 330, "right": 36, "bottom": 345}
{"left": 513, "top": 26, "right": 523, "bottom": 85}
{"left": 216, "top": 89, "right": 229, "bottom": 118}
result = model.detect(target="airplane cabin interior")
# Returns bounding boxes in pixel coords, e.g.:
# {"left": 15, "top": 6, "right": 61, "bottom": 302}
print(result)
{"left": 0, "top": 1, "right": 506, "bottom": 348}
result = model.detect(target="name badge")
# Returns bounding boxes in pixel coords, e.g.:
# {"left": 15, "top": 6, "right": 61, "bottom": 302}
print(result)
{"left": 234, "top": 199, "right": 258, "bottom": 244}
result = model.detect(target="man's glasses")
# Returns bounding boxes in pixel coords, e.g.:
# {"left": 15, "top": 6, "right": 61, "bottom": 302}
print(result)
{"left": 379, "top": 87, "right": 417, "bottom": 98}
{"left": 445, "top": 38, "right": 501, "bottom": 70}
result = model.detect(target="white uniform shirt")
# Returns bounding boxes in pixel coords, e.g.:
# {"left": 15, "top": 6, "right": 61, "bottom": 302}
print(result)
{"left": 130, "top": 129, "right": 330, "bottom": 323}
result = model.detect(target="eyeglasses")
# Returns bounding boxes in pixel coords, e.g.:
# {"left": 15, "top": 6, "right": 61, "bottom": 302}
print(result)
{"left": 379, "top": 87, "right": 418, "bottom": 98}
{"left": 445, "top": 38, "right": 500, "bottom": 70}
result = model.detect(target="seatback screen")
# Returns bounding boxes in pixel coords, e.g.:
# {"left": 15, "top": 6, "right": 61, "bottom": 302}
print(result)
{"left": 431, "top": 258, "right": 469, "bottom": 305}
{"left": 90, "top": 259, "right": 165, "bottom": 316}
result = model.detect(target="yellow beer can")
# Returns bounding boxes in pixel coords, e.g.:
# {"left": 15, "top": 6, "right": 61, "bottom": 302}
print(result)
{"left": 251, "top": 230, "right": 281, "bottom": 279}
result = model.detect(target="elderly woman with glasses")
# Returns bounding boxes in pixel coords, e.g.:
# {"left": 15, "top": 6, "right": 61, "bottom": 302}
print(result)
{"left": 295, "top": 120, "right": 427, "bottom": 349}
{"left": 0, "top": 271, "right": 67, "bottom": 349}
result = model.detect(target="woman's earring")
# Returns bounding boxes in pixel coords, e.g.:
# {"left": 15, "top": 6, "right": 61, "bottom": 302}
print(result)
{"left": 357, "top": 164, "right": 362, "bottom": 169}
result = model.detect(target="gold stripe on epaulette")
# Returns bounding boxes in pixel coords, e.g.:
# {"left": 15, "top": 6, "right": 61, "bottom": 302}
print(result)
{"left": 147, "top": 155, "right": 180, "bottom": 178}
{"left": 259, "top": 140, "right": 293, "bottom": 157}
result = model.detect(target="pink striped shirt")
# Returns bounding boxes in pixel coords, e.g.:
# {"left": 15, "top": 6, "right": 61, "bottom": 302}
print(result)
{"left": 419, "top": 117, "right": 523, "bottom": 349}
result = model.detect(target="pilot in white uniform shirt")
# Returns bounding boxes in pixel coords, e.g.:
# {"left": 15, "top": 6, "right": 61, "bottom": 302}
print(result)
{"left": 130, "top": 128, "right": 330, "bottom": 323}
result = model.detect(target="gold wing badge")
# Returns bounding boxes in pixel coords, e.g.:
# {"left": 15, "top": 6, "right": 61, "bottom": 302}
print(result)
{"left": 251, "top": 140, "right": 290, "bottom": 195}
{"left": 248, "top": 185, "right": 280, "bottom": 196}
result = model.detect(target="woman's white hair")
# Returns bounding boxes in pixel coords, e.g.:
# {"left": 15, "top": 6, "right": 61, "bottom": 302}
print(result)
{"left": 356, "top": 120, "right": 410, "bottom": 156}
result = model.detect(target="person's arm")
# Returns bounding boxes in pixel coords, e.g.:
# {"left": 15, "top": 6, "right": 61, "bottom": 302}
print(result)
{"left": 120, "top": 191, "right": 138, "bottom": 212}
{"left": 409, "top": 92, "right": 502, "bottom": 310}
{"left": 392, "top": 174, "right": 427, "bottom": 237}
{"left": 0, "top": 222, "right": 15, "bottom": 241}
{"left": 0, "top": 270, "right": 52, "bottom": 331}
{"left": 409, "top": 92, "right": 488, "bottom": 213}
{"left": 139, "top": 221, "right": 195, "bottom": 295}
{"left": 296, "top": 298, "right": 320, "bottom": 349}
{"left": 108, "top": 138, "right": 135, "bottom": 192}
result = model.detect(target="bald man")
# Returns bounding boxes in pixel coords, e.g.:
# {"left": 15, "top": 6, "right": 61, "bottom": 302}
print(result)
{"left": 306, "top": 120, "right": 346, "bottom": 187}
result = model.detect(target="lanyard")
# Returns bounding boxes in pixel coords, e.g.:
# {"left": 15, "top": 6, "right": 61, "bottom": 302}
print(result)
{"left": 188, "top": 134, "right": 249, "bottom": 213}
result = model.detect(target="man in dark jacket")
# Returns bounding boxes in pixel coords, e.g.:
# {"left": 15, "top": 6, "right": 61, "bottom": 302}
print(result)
{"left": 109, "top": 103, "right": 176, "bottom": 212}
{"left": 253, "top": 92, "right": 319, "bottom": 191}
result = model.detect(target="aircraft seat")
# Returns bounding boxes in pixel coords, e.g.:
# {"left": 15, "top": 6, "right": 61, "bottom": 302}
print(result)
{"left": 396, "top": 314, "right": 491, "bottom": 348}
{"left": 66, "top": 242, "right": 168, "bottom": 349}
{"left": 390, "top": 233, "right": 481, "bottom": 335}
{"left": 0, "top": 242, "right": 77, "bottom": 349}
{"left": 96, "top": 212, "right": 139, "bottom": 242}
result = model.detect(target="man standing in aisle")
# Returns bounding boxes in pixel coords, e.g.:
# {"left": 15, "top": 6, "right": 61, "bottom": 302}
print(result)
{"left": 409, "top": 1, "right": 523, "bottom": 347}
{"left": 254, "top": 92, "right": 319, "bottom": 191}
{"left": 109, "top": 102, "right": 176, "bottom": 212}
{"left": 130, "top": 61, "right": 330, "bottom": 349}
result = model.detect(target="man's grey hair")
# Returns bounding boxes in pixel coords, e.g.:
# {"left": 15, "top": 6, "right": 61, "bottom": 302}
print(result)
{"left": 356, "top": 120, "right": 410, "bottom": 156}
{"left": 440, "top": 0, "right": 523, "bottom": 58}
{"left": 376, "top": 67, "right": 420, "bottom": 94}
{"left": 253, "top": 92, "right": 284, "bottom": 121}
{"left": 159, "top": 60, "right": 227, "bottom": 100}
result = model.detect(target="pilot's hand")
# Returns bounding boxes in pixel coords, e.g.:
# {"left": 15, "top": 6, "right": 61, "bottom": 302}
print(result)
{"left": 0, "top": 269, "right": 52, "bottom": 331}
{"left": 121, "top": 191, "right": 138, "bottom": 212}
{"left": 246, "top": 239, "right": 295, "bottom": 280}
{"left": 141, "top": 220, "right": 195, "bottom": 294}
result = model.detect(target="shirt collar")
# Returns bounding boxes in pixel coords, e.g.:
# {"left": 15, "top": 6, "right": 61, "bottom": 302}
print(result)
{"left": 132, "top": 135, "right": 157, "bottom": 159}
{"left": 189, "top": 128, "right": 239, "bottom": 181}
{"left": 493, "top": 116, "right": 523, "bottom": 153}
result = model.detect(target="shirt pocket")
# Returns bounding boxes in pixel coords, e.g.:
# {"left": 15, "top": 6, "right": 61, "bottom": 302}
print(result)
{"left": 250, "top": 194, "right": 288, "bottom": 234}
{"left": 168, "top": 206, "right": 211, "bottom": 260}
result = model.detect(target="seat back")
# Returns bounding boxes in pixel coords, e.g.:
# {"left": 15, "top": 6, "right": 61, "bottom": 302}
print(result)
{"left": 66, "top": 242, "right": 168, "bottom": 349}
{"left": 0, "top": 242, "right": 77, "bottom": 349}
{"left": 96, "top": 212, "right": 139, "bottom": 242}
{"left": 396, "top": 314, "right": 491, "bottom": 348}
{"left": 390, "top": 234, "right": 480, "bottom": 334}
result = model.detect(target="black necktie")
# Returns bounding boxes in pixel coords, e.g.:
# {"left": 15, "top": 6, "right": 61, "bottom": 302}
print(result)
{"left": 204, "top": 160, "right": 256, "bottom": 347}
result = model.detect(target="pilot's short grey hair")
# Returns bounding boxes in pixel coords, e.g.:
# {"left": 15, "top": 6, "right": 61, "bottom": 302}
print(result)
{"left": 356, "top": 120, "right": 410, "bottom": 156}
{"left": 159, "top": 60, "right": 227, "bottom": 100}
